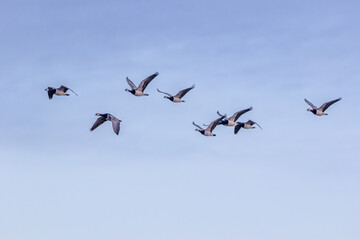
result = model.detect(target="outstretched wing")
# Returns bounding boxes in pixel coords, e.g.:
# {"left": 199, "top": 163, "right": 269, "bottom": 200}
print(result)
{"left": 229, "top": 107, "right": 253, "bottom": 122}
{"left": 247, "top": 120, "right": 263, "bottom": 130}
{"left": 217, "top": 111, "right": 225, "bottom": 117}
{"left": 58, "top": 85, "right": 68, "bottom": 92}
{"left": 234, "top": 124, "right": 242, "bottom": 134}
{"left": 109, "top": 115, "right": 121, "bottom": 135}
{"left": 207, "top": 116, "right": 225, "bottom": 132}
{"left": 90, "top": 116, "right": 107, "bottom": 132}
{"left": 126, "top": 77, "right": 137, "bottom": 90}
{"left": 157, "top": 88, "right": 172, "bottom": 97}
{"left": 59, "top": 85, "right": 78, "bottom": 96}
{"left": 47, "top": 89, "right": 56, "bottom": 99}
{"left": 319, "top": 97, "right": 341, "bottom": 112}
{"left": 216, "top": 110, "right": 228, "bottom": 120}
{"left": 304, "top": 98, "right": 317, "bottom": 109}
{"left": 138, "top": 72, "right": 158, "bottom": 91}
{"left": 192, "top": 121, "right": 204, "bottom": 130}
{"left": 174, "top": 84, "right": 195, "bottom": 99}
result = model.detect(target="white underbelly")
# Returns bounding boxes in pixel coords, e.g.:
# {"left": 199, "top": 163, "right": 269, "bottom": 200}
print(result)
{"left": 55, "top": 90, "right": 66, "bottom": 96}
{"left": 227, "top": 121, "right": 236, "bottom": 126}
{"left": 243, "top": 124, "right": 252, "bottom": 129}
{"left": 134, "top": 90, "right": 146, "bottom": 96}
{"left": 316, "top": 111, "right": 325, "bottom": 116}
{"left": 204, "top": 131, "right": 215, "bottom": 136}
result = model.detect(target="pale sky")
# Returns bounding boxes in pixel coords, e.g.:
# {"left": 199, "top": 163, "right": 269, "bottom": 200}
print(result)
{"left": 1, "top": 1, "right": 360, "bottom": 239}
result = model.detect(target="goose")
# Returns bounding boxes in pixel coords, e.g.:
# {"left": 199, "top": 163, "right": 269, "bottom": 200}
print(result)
{"left": 193, "top": 116, "right": 225, "bottom": 136}
{"left": 45, "top": 85, "right": 78, "bottom": 100}
{"left": 125, "top": 72, "right": 158, "bottom": 96}
{"left": 157, "top": 84, "right": 195, "bottom": 102}
{"left": 90, "top": 113, "right": 121, "bottom": 135}
{"left": 305, "top": 97, "right": 342, "bottom": 116}
{"left": 217, "top": 107, "right": 253, "bottom": 126}
{"left": 234, "top": 120, "right": 262, "bottom": 134}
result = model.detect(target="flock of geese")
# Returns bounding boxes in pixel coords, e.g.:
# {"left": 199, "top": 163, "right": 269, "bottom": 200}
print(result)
{"left": 45, "top": 72, "right": 342, "bottom": 136}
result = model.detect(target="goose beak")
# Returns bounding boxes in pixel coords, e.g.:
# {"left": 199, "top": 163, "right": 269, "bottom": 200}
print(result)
{"left": 45, "top": 88, "right": 48, "bottom": 91}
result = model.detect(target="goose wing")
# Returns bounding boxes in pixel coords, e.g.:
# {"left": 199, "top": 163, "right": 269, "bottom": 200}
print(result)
{"left": 126, "top": 77, "right": 137, "bottom": 90}
{"left": 304, "top": 98, "right": 317, "bottom": 109}
{"left": 174, "top": 84, "right": 195, "bottom": 99}
{"left": 59, "top": 85, "right": 78, "bottom": 96}
{"left": 90, "top": 116, "right": 107, "bottom": 132}
{"left": 216, "top": 111, "right": 228, "bottom": 120}
{"left": 207, "top": 116, "right": 225, "bottom": 132}
{"left": 229, "top": 107, "right": 253, "bottom": 122}
{"left": 109, "top": 115, "right": 121, "bottom": 135}
{"left": 319, "top": 97, "right": 341, "bottom": 112}
{"left": 217, "top": 111, "right": 225, "bottom": 117}
{"left": 247, "top": 120, "right": 263, "bottom": 130}
{"left": 58, "top": 85, "right": 68, "bottom": 92}
{"left": 234, "top": 124, "right": 242, "bottom": 134}
{"left": 138, "top": 72, "right": 158, "bottom": 91}
{"left": 192, "top": 121, "right": 204, "bottom": 130}
{"left": 157, "top": 88, "right": 172, "bottom": 97}
{"left": 47, "top": 89, "right": 56, "bottom": 99}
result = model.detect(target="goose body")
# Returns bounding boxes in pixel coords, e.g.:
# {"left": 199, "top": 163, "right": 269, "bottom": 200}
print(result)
{"left": 45, "top": 85, "right": 78, "bottom": 99}
{"left": 234, "top": 120, "right": 262, "bottom": 134}
{"left": 125, "top": 72, "right": 158, "bottom": 96}
{"left": 193, "top": 116, "right": 225, "bottom": 136}
{"left": 157, "top": 85, "right": 195, "bottom": 103}
{"left": 90, "top": 113, "right": 121, "bottom": 135}
{"left": 305, "top": 98, "right": 341, "bottom": 116}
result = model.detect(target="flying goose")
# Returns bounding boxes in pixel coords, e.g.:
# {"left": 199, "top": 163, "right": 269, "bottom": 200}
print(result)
{"left": 45, "top": 85, "right": 78, "bottom": 99}
{"left": 125, "top": 72, "right": 159, "bottom": 96}
{"left": 234, "top": 120, "right": 262, "bottom": 134}
{"left": 90, "top": 113, "right": 121, "bottom": 135}
{"left": 193, "top": 115, "right": 225, "bottom": 136}
{"left": 305, "top": 97, "right": 342, "bottom": 116}
{"left": 217, "top": 107, "right": 253, "bottom": 126}
{"left": 157, "top": 84, "right": 195, "bottom": 102}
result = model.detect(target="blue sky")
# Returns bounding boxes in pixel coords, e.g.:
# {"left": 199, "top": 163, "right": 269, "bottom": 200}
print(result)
{"left": 1, "top": 0, "right": 360, "bottom": 239}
